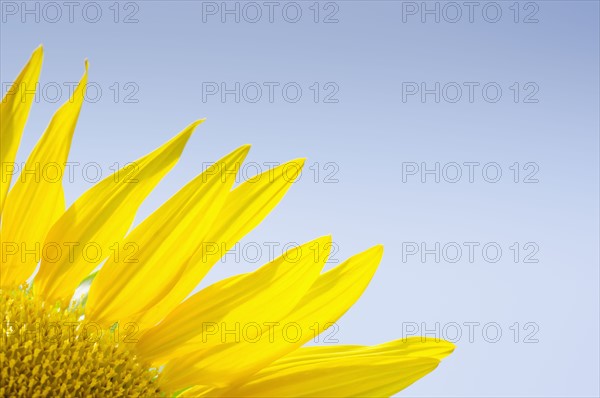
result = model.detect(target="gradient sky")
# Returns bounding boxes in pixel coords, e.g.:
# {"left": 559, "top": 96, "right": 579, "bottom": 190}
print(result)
{"left": 1, "top": 1, "right": 599, "bottom": 396}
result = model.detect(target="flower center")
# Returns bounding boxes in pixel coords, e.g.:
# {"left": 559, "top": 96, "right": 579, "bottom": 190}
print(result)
{"left": 1, "top": 286, "right": 162, "bottom": 397}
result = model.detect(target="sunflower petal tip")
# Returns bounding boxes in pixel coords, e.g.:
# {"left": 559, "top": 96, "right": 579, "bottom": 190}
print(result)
{"left": 284, "top": 158, "right": 306, "bottom": 180}
{"left": 187, "top": 118, "right": 206, "bottom": 130}
{"left": 182, "top": 119, "right": 206, "bottom": 136}
{"left": 28, "top": 45, "right": 44, "bottom": 66}
{"left": 365, "top": 244, "right": 384, "bottom": 264}
{"left": 315, "top": 234, "right": 333, "bottom": 244}
{"left": 442, "top": 339, "right": 456, "bottom": 353}
{"left": 229, "top": 144, "right": 251, "bottom": 163}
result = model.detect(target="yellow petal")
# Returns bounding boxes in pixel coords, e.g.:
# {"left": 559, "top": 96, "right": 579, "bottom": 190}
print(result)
{"left": 85, "top": 145, "right": 250, "bottom": 326}
{"left": 221, "top": 339, "right": 454, "bottom": 397}
{"left": 137, "top": 236, "right": 331, "bottom": 364}
{"left": 1, "top": 46, "right": 43, "bottom": 212}
{"left": 132, "top": 159, "right": 305, "bottom": 330}
{"left": 1, "top": 61, "right": 87, "bottom": 287}
{"left": 265, "top": 337, "right": 456, "bottom": 364}
{"left": 279, "top": 244, "right": 384, "bottom": 338}
{"left": 179, "top": 385, "right": 216, "bottom": 397}
{"left": 33, "top": 121, "right": 202, "bottom": 304}
{"left": 158, "top": 245, "right": 383, "bottom": 391}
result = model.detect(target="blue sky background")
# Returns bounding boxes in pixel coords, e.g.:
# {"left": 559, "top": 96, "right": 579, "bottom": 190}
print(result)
{"left": 1, "top": 1, "right": 599, "bottom": 396}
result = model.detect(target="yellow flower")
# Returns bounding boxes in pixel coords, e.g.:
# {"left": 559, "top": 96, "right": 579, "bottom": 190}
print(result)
{"left": 1, "top": 47, "right": 454, "bottom": 397}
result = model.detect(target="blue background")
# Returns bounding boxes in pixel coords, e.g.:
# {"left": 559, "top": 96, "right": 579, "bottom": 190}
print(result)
{"left": 2, "top": 1, "right": 599, "bottom": 396}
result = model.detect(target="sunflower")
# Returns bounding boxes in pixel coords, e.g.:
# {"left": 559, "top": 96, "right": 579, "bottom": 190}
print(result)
{"left": 1, "top": 47, "right": 454, "bottom": 398}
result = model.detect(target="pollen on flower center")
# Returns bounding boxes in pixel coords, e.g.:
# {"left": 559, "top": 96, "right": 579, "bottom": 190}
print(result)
{"left": 0, "top": 286, "right": 162, "bottom": 397}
